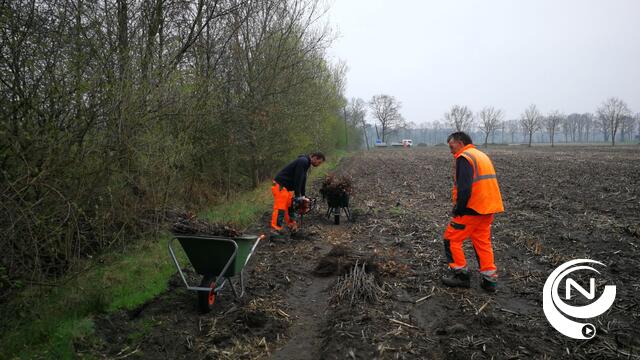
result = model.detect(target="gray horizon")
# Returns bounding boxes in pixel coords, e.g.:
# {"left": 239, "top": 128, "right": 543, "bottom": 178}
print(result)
{"left": 325, "top": 0, "right": 640, "bottom": 125}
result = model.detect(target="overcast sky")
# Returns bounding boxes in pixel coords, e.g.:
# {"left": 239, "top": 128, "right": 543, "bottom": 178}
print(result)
{"left": 324, "top": 0, "right": 640, "bottom": 125}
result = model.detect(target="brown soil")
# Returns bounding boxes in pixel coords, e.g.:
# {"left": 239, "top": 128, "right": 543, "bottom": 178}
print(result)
{"left": 76, "top": 145, "right": 640, "bottom": 359}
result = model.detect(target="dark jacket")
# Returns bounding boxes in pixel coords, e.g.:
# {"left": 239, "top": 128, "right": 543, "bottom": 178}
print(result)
{"left": 274, "top": 155, "right": 311, "bottom": 197}
{"left": 454, "top": 157, "right": 479, "bottom": 216}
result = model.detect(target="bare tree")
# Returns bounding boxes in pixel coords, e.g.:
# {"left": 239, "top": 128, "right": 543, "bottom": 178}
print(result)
{"left": 619, "top": 115, "right": 636, "bottom": 143}
{"left": 506, "top": 120, "right": 519, "bottom": 143}
{"left": 478, "top": 106, "right": 504, "bottom": 147}
{"left": 572, "top": 113, "right": 585, "bottom": 142}
{"left": 431, "top": 120, "right": 445, "bottom": 144}
{"left": 597, "top": 97, "right": 631, "bottom": 146}
{"left": 582, "top": 113, "right": 594, "bottom": 143}
{"left": 444, "top": 105, "right": 474, "bottom": 132}
{"left": 348, "top": 98, "right": 369, "bottom": 149}
{"left": 369, "top": 94, "right": 404, "bottom": 143}
{"left": 544, "top": 111, "right": 563, "bottom": 147}
{"left": 520, "top": 104, "right": 542, "bottom": 147}
{"left": 597, "top": 114, "right": 610, "bottom": 142}
{"left": 564, "top": 114, "right": 579, "bottom": 143}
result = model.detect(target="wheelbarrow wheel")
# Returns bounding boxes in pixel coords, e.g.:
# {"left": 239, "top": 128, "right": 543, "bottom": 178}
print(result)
{"left": 198, "top": 274, "right": 218, "bottom": 314}
{"left": 334, "top": 213, "right": 340, "bottom": 225}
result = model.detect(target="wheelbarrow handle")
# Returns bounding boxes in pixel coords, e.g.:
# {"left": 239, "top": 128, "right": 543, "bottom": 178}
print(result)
{"left": 244, "top": 234, "right": 265, "bottom": 267}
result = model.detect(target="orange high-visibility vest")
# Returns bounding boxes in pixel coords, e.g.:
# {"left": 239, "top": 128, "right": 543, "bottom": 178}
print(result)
{"left": 452, "top": 144, "right": 504, "bottom": 214}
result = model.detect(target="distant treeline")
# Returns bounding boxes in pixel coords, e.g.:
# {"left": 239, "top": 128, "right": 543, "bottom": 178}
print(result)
{"left": 345, "top": 99, "right": 639, "bottom": 147}
{"left": 0, "top": 0, "right": 361, "bottom": 286}
{"left": 393, "top": 112, "right": 638, "bottom": 146}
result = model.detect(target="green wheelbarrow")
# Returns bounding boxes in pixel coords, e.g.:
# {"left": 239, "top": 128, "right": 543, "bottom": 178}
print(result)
{"left": 168, "top": 234, "right": 265, "bottom": 313}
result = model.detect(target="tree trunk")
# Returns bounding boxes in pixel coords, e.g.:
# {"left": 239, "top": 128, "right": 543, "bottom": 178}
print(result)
{"left": 611, "top": 132, "right": 616, "bottom": 146}
{"left": 363, "top": 127, "right": 369, "bottom": 150}
{"left": 117, "top": 0, "right": 129, "bottom": 82}
{"left": 343, "top": 106, "right": 348, "bottom": 149}
{"left": 250, "top": 154, "right": 259, "bottom": 188}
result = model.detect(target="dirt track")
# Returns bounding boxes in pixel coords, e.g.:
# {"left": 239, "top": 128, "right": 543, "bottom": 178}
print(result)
{"left": 79, "top": 145, "right": 640, "bottom": 359}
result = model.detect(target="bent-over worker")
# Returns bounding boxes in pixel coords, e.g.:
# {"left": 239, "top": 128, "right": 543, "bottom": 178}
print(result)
{"left": 270, "top": 152, "right": 325, "bottom": 239}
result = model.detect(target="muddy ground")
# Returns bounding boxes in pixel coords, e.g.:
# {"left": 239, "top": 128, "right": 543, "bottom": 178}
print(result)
{"left": 77, "top": 145, "right": 640, "bottom": 359}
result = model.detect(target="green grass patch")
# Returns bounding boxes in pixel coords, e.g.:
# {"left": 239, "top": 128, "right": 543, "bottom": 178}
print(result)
{"left": 390, "top": 205, "right": 405, "bottom": 216}
{"left": 102, "top": 236, "right": 181, "bottom": 312}
{"left": 0, "top": 235, "right": 182, "bottom": 359}
{"left": 0, "top": 151, "right": 348, "bottom": 359}
{"left": 201, "top": 182, "right": 272, "bottom": 228}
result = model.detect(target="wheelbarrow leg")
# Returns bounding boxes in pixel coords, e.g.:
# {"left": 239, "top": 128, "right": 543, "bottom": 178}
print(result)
{"left": 227, "top": 271, "right": 245, "bottom": 299}
{"left": 344, "top": 206, "right": 351, "bottom": 221}
{"left": 240, "top": 269, "right": 246, "bottom": 297}
{"left": 225, "top": 234, "right": 262, "bottom": 300}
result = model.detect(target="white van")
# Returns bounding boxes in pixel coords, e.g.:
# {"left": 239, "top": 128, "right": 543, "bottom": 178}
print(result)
{"left": 401, "top": 139, "right": 413, "bottom": 147}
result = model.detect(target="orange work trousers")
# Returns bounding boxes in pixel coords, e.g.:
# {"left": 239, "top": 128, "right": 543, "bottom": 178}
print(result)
{"left": 443, "top": 214, "right": 497, "bottom": 277}
{"left": 271, "top": 182, "right": 296, "bottom": 231}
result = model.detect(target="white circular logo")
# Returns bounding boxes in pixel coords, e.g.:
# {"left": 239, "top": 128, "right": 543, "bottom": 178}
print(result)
{"left": 543, "top": 259, "right": 616, "bottom": 339}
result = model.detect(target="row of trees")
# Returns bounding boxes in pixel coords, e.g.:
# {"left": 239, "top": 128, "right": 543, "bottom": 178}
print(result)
{"left": 0, "top": 0, "right": 359, "bottom": 284}
{"left": 437, "top": 98, "right": 638, "bottom": 147}
{"left": 511, "top": 99, "right": 636, "bottom": 147}
{"left": 345, "top": 96, "right": 638, "bottom": 147}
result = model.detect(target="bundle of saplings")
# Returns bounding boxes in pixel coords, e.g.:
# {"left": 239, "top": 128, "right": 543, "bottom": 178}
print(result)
{"left": 170, "top": 210, "right": 241, "bottom": 237}
{"left": 319, "top": 174, "right": 353, "bottom": 204}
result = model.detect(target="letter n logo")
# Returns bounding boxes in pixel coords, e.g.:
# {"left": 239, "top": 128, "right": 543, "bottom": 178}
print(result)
{"left": 565, "top": 278, "right": 595, "bottom": 300}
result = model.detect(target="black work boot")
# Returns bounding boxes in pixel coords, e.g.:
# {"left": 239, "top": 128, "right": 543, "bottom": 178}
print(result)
{"left": 480, "top": 276, "right": 498, "bottom": 293}
{"left": 441, "top": 270, "right": 471, "bottom": 288}
{"left": 269, "top": 230, "right": 287, "bottom": 243}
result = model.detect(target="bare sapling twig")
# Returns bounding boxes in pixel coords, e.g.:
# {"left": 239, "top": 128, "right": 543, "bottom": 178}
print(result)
{"left": 330, "top": 260, "right": 382, "bottom": 306}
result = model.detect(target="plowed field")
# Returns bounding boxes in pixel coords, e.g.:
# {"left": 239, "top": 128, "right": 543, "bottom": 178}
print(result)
{"left": 79, "top": 145, "right": 640, "bottom": 359}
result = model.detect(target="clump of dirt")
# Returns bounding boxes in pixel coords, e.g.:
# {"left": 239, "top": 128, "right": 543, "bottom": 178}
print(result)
{"left": 169, "top": 210, "right": 241, "bottom": 237}
{"left": 378, "top": 259, "right": 411, "bottom": 277}
{"left": 207, "top": 306, "right": 288, "bottom": 341}
{"left": 240, "top": 309, "right": 268, "bottom": 328}
{"left": 327, "top": 244, "right": 350, "bottom": 257}
{"left": 312, "top": 244, "right": 379, "bottom": 277}
{"left": 313, "top": 256, "right": 352, "bottom": 277}
{"left": 289, "top": 226, "right": 320, "bottom": 240}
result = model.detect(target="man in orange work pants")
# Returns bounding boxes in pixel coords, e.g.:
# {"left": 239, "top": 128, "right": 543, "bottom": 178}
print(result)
{"left": 442, "top": 132, "right": 504, "bottom": 292}
{"left": 270, "top": 153, "right": 325, "bottom": 240}
{"left": 271, "top": 182, "right": 296, "bottom": 234}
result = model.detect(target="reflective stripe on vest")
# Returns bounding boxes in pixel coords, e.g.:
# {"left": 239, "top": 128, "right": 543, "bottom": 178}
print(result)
{"left": 452, "top": 145, "right": 504, "bottom": 214}
{"left": 461, "top": 150, "right": 499, "bottom": 183}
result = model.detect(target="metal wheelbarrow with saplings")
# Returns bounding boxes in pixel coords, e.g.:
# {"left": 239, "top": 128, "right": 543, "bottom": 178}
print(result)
{"left": 319, "top": 174, "right": 353, "bottom": 225}
{"left": 169, "top": 213, "right": 264, "bottom": 313}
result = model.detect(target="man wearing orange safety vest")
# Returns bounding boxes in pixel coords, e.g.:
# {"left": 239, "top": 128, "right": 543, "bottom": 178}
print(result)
{"left": 270, "top": 152, "right": 325, "bottom": 240}
{"left": 442, "top": 132, "right": 504, "bottom": 292}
